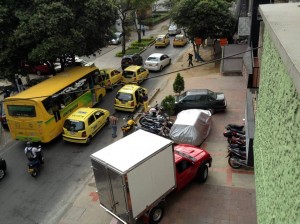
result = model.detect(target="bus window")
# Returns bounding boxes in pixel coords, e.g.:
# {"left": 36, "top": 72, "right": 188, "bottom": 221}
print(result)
{"left": 7, "top": 105, "right": 36, "bottom": 117}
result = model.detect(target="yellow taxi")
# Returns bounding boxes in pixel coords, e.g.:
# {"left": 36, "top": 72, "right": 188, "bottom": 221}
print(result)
{"left": 173, "top": 34, "right": 187, "bottom": 47}
{"left": 99, "top": 68, "right": 122, "bottom": 90}
{"left": 155, "top": 34, "right": 170, "bottom": 48}
{"left": 121, "top": 65, "right": 149, "bottom": 85}
{"left": 114, "top": 85, "right": 147, "bottom": 112}
{"left": 62, "top": 107, "right": 110, "bottom": 144}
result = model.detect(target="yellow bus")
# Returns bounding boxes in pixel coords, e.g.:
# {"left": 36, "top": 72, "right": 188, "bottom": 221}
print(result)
{"left": 3, "top": 66, "right": 106, "bottom": 143}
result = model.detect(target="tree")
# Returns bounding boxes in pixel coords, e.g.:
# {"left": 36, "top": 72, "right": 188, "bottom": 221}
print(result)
{"left": 161, "top": 95, "right": 175, "bottom": 116}
{"left": 173, "top": 73, "right": 184, "bottom": 95}
{"left": 170, "top": 0, "right": 235, "bottom": 61}
{"left": 112, "top": 0, "right": 155, "bottom": 54}
{"left": 0, "top": 0, "right": 117, "bottom": 81}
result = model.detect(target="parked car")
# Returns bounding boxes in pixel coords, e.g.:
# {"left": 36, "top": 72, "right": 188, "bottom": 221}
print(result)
{"left": 173, "top": 34, "right": 187, "bottom": 47}
{"left": 121, "top": 65, "right": 149, "bottom": 84}
{"left": 114, "top": 84, "right": 147, "bottom": 112}
{"left": 22, "top": 62, "right": 51, "bottom": 75}
{"left": 121, "top": 54, "right": 143, "bottom": 70}
{"left": 0, "top": 101, "right": 8, "bottom": 130}
{"left": 168, "top": 23, "right": 181, "bottom": 35}
{"left": 99, "top": 68, "right": 122, "bottom": 90}
{"left": 54, "top": 57, "right": 94, "bottom": 72}
{"left": 0, "top": 157, "right": 7, "bottom": 180}
{"left": 155, "top": 34, "right": 170, "bottom": 48}
{"left": 62, "top": 107, "right": 110, "bottom": 144}
{"left": 144, "top": 53, "right": 171, "bottom": 71}
{"left": 174, "top": 89, "right": 227, "bottom": 114}
{"left": 109, "top": 32, "right": 123, "bottom": 45}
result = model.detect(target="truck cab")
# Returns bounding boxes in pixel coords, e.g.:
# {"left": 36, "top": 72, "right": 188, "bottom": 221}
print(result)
{"left": 174, "top": 144, "right": 212, "bottom": 191}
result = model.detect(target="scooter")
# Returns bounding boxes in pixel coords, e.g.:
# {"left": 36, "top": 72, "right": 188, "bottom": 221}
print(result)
{"left": 121, "top": 115, "right": 137, "bottom": 137}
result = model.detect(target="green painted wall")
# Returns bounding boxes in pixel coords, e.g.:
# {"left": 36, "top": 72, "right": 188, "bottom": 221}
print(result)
{"left": 254, "top": 31, "right": 300, "bottom": 223}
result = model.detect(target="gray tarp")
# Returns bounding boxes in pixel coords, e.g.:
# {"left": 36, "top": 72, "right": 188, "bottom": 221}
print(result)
{"left": 169, "top": 109, "right": 212, "bottom": 146}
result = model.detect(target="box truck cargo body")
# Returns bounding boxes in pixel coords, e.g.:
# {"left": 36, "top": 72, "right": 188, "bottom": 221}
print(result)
{"left": 90, "top": 130, "right": 175, "bottom": 224}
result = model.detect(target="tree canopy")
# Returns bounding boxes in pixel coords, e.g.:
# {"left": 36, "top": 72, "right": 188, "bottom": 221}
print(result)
{"left": 0, "top": 0, "right": 117, "bottom": 80}
{"left": 170, "top": 0, "right": 235, "bottom": 40}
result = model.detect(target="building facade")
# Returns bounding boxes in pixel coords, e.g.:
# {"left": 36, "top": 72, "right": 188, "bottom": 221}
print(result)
{"left": 254, "top": 3, "right": 300, "bottom": 223}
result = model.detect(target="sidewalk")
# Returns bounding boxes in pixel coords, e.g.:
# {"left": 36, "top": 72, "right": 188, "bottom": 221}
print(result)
{"left": 59, "top": 42, "right": 256, "bottom": 224}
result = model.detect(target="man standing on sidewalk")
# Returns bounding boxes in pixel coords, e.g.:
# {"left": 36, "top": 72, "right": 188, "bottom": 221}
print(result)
{"left": 188, "top": 53, "right": 194, "bottom": 67}
{"left": 109, "top": 113, "right": 118, "bottom": 138}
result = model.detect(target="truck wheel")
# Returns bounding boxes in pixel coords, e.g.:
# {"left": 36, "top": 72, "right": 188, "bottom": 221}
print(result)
{"left": 197, "top": 165, "right": 208, "bottom": 183}
{"left": 149, "top": 204, "right": 164, "bottom": 224}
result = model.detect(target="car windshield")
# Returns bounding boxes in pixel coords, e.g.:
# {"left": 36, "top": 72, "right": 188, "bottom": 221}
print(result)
{"left": 156, "top": 37, "right": 164, "bottom": 41}
{"left": 207, "top": 90, "right": 217, "bottom": 99}
{"left": 123, "top": 71, "right": 136, "bottom": 78}
{"left": 122, "top": 58, "right": 132, "bottom": 63}
{"left": 147, "top": 57, "right": 159, "bottom": 62}
{"left": 64, "top": 119, "right": 85, "bottom": 131}
{"left": 116, "top": 92, "right": 133, "bottom": 101}
{"left": 175, "top": 36, "right": 183, "bottom": 40}
{"left": 178, "top": 91, "right": 187, "bottom": 100}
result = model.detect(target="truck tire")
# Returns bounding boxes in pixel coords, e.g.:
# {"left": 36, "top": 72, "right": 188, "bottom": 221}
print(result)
{"left": 149, "top": 204, "right": 164, "bottom": 224}
{"left": 197, "top": 165, "right": 208, "bottom": 183}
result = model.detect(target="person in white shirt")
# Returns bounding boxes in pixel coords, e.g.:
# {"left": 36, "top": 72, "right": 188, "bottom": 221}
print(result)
{"left": 24, "top": 142, "right": 43, "bottom": 164}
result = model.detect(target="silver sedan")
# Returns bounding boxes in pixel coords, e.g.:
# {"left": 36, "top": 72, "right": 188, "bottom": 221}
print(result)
{"left": 144, "top": 53, "right": 171, "bottom": 71}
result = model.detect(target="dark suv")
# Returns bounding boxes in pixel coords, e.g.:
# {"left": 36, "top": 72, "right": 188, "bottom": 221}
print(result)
{"left": 0, "top": 101, "right": 8, "bottom": 130}
{"left": 121, "top": 54, "right": 143, "bottom": 70}
{"left": 174, "top": 89, "right": 227, "bottom": 114}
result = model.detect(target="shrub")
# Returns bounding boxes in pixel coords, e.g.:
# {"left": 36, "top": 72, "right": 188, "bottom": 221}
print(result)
{"left": 141, "top": 13, "right": 170, "bottom": 27}
{"left": 161, "top": 95, "right": 175, "bottom": 116}
{"left": 173, "top": 73, "right": 185, "bottom": 95}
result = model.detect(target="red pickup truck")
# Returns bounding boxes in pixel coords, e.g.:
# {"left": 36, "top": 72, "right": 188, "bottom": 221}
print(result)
{"left": 174, "top": 144, "right": 212, "bottom": 191}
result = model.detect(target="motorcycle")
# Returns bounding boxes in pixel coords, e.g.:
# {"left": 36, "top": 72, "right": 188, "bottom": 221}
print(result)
{"left": 228, "top": 143, "right": 246, "bottom": 151}
{"left": 121, "top": 115, "right": 137, "bottom": 137}
{"left": 226, "top": 120, "right": 245, "bottom": 133}
{"left": 223, "top": 129, "right": 245, "bottom": 138}
{"left": 139, "top": 114, "right": 173, "bottom": 129}
{"left": 139, "top": 121, "right": 170, "bottom": 138}
{"left": 226, "top": 148, "right": 253, "bottom": 169}
{"left": 227, "top": 135, "right": 246, "bottom": 145}
{"left": 26, "top": 145, "right": 44, "bottom": 177}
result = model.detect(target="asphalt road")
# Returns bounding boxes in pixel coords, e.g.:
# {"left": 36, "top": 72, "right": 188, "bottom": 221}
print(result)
{"left": 0, "top": 40, "right": 188, "bottom": 224}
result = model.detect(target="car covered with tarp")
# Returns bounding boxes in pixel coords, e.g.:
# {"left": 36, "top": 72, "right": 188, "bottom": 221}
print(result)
{"left": 169, "top": 109, "right": 212, "bottom": 146}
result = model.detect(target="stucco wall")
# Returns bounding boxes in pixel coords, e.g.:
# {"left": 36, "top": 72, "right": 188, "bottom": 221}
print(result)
{"left": 254, "top": 31, "right": 300, "bottom": 223}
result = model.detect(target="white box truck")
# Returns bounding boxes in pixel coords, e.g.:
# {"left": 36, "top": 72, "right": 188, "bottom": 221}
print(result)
{"left": 91, "top": 130, "right": 212, "bottom": 224}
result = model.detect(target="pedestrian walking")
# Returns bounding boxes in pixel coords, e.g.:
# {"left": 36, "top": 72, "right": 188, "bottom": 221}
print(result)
{"left": 109, "top": 113, "right": 118, "bottom": 138}
{"left": 188, "top": 53, "right": 193, "bottom": 67}
{"left": 141, "top": 25, "right": 145, "bottom": 36}
{"left": 17, "top": 75, "right": 25, "bottom": 92}
{"left": 142, "top": 90, "right": 149, "bottom": 112}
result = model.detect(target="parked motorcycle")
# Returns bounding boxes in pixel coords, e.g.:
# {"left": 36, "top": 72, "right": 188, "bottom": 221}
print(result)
{"left": 228, "top": 143, "right": 246, "bottom": 151}
{"left": 121, "top": 115, "right": 137, "bottom": 137}
{"left": 226, "top": 148, "right": 253, "bottom": 169}
{"left": 223, "top": 129, "right": 245, "bottom": 138}
{"left": 139, "top": 121, "right": 170, "bottom": 138}
{"left": 227, "top": 135, "right": 246, "bottom": 145}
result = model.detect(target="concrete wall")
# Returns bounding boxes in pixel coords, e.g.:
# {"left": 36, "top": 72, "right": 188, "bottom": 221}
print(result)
{"left": 254, "top": 30, "right": 300, "bottom": 223}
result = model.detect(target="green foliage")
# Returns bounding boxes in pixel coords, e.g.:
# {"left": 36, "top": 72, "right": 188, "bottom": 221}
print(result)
{"left": 170, "top": 0, "right": 235, "bottom": 40}
{"left": 115, "top": 38, "right": 154, "bottom": 57}
{"left": 173, "top": 73, "right": 185, "bottom": 95}
{"left": 0, "top": 0, "right": 117, "bottom": 80}
{"left": 161, "top": 95, "right": 176, "bottom": 116}
{"left": 141, "top": 13, "right": 170, "bottom": 27}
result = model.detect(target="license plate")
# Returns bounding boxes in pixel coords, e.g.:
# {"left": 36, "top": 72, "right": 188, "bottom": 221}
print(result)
{"left": 28, "top": 168, "right": 34, "bottom": 172}
{"left": 70, "top": 131, "right": 75, "bottom": 135}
